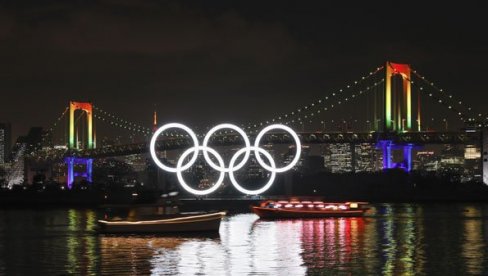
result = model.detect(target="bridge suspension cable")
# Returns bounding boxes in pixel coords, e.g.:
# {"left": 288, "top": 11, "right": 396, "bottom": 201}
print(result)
{"left": 93, "top": 112, "right": 151, "bottom": 136}
{"left": 93, "top": 105, "right": 152, "bottom": 135}
{"left": 409, "top": 77, "right": 464, "bottom": 127}
{"left": 41, "top": 106, "right": 69, "bottom": 146}
{"left": 411, "top": 70, "right": 480, "bottom": 124}
{"left": 93, "top": 105, "right": 193, "bottom": 138}
{"left": 281, "top": 78, "right": 385, "bottom": 129}
{"left": 244, "top": 66, "right": 385, "bottom": 133}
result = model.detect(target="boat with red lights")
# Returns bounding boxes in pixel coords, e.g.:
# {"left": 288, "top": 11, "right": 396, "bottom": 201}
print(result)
{"left": 251, "top": 200, "right": 369, "bottom": 219}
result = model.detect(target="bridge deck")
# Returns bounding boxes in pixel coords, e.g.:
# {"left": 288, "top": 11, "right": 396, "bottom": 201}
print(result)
{"left": 28, "top": 131, "right": 481, "bottom": 161}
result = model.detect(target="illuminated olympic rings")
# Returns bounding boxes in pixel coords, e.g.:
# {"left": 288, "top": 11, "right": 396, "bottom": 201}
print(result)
{"left": 150, "top": 123, "right": 301, "bottom": 195}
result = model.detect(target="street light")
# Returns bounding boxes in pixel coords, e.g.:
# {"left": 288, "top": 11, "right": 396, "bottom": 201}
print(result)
{"left": 321, "top": 120, "right": 325, "bottom": 132}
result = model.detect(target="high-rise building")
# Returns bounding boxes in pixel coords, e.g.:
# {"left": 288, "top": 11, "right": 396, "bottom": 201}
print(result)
{"left": 323, "top": 143, "right": 353, "bottom": 173}
{"left": 0, "top": 123, "right": 12, "bottom": 164}
{"left": 354, "top": 143, "right": 380, "bottom": 172}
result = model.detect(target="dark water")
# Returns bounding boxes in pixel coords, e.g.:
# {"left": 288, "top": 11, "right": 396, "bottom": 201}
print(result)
{"left": 1, "top": 204, "right": 488, "bottom": 275}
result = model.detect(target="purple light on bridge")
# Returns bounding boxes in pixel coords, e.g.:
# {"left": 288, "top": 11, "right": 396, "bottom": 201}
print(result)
{"left": 404, "top": 144, "right": 413, "bottom": 172}
{"left": 377, "top": 140, "right": 414, "bottom": 172}
{"left": 377, "top": 140, "right": 393, "bottom": 169}
{"left": 65, "top": 157, "right": 93, "bottom": 189}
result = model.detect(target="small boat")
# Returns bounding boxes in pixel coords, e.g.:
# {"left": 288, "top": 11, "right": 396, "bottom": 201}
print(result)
{"left": 98, "top": 211, "right": 227, "bottom": 234}
{"left": 251, "top": 200, "right": 369, "bottom": 219}
{"left": 97, "top": 193, "right": 226, "bottom": 234}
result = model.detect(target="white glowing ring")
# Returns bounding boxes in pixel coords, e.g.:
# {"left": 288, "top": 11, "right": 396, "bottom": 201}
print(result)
{"left": 254, "top": 124, "right": 301, "bottom": 173}
{"left": 176, "top": 146, "right": 226, "bottom": 195}
{"left": 150, "top": 123, "right": 199, "bottom": 173}
{"left": 228, "top": 146, "right": 276, "bottom": 195}
{"left": 150, "top": 122, "right": 301, "bottom": 195}
{"left": 202, "top": 123, "right": 251, "bottom": 172}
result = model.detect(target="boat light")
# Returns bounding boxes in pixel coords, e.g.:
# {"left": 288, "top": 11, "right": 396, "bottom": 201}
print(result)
{"left": 349, "top": 203, "right": 358, "bottom": 208}
{"left": 295, "top": 204, "right": 303, "bottom": 208}
{"left": 275, "top": 204, "right": 282, "bottom": 208}
{"left": 325, "top": 205, "right": 337, "bottom": 210}
{"left": 284, "top": 204, "right": 293, "bottom": 208}
{"left": 339, "top": 205, "right": 347, "bottom": 210}
{"left": 307, "top": 204, "right": 314, "bottom": 208}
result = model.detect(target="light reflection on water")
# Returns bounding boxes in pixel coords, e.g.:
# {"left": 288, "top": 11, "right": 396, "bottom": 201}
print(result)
{"left": 1, "top": 204, "right": 488, "bottom": 275}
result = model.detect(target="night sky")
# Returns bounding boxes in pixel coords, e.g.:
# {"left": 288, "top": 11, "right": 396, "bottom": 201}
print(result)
{"left": 1, "top": 1, "right": 487, "bottom": 140}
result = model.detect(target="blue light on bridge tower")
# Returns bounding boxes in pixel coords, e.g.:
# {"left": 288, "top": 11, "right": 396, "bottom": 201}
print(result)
{"left": 65, "top": 157, "right": 93, "bottom": 189}
{"left": 378, "top": 140, "right": 393, "bottom": 169}
{"left": 403, "top": 144, "right": 413, "bottom": 172}
{"left": 377, "top": 140, "right": 414, "bottom": 172}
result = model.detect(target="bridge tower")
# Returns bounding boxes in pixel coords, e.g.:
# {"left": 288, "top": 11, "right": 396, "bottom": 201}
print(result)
{"left": 66, "top": 101, "right": 94, "bottom": 189}
{"left": 379, "top": 62, "right": 419, "bottom": 171}
{"left": 384, "top": 62, "right": 413, "bottom": 133}
{"left": 69, "top": 101, "right": 94, "bottom": 150}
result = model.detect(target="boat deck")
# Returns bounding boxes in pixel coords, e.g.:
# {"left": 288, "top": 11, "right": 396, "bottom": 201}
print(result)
{"left": 251, "top": 200, "right": 369, "bottom": 219}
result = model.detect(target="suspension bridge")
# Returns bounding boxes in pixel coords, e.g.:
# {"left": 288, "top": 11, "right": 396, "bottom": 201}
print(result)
{"left": 6, "top": 61, "right": 488, "bottom": 189}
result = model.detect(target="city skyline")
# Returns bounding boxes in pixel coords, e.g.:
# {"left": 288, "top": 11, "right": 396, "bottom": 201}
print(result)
{"left": 3, "top": 3, "right": 488, "bottom": 275}
{"left": 1, "top": 1, "right": 488, "bottom": 140}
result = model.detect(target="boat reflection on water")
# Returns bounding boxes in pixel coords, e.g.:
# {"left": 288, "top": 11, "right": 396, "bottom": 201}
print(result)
{"left": 247, "top": 215, "right": 367, "bottom": 273}
{"left": 99, "top": 236, "right": 183, "bottom": 275}
{"left": 2, "top": 204, "right": 488, "bottom": 275}
{"left": 99, "top": 234, "right": 226, "bottom": 275}
{"left": 298, "top": 217, "right": 366, "bottom": 273}
{"left": 97, "top": 214, "right": 367, "bottom": 275}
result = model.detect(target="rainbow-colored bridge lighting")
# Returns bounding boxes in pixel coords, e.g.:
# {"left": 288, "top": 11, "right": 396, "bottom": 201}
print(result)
{"left": 66, "top": 101, "right": 94, "bottom": 188}
{"left": 385, "top": 62, "right": 412, "bottom": 133}
{"left": 69, "top": 101, "right": 94, "bottom": 150}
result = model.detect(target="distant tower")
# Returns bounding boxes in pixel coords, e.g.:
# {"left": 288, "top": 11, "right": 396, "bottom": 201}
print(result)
{"left": 151, "top": 108, "right": 166, "bottom": 159}
{"left": 153, "top": 110, "right": 158, "bottom": 132}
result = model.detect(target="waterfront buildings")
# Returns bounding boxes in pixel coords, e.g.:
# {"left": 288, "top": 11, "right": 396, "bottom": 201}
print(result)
{"left": 0, "top": 123, "right": 12, "bottom": 164}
